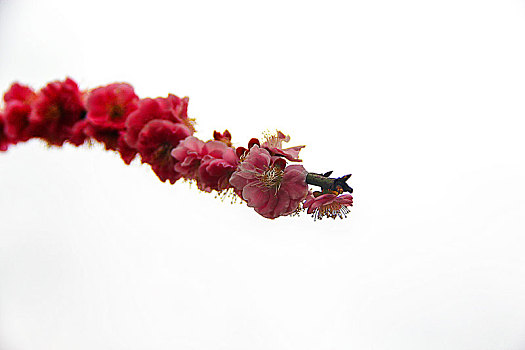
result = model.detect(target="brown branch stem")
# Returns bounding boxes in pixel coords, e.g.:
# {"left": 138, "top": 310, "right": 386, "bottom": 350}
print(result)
{"left": 306, "top": 172, "right": 353, "bottom": 194}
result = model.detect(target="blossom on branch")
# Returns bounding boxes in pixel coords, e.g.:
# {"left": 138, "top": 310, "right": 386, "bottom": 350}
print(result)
{"left": 197, "top": 140, "right": 239, "bottom": 192}
{"left": 117, "top": 135, "right": 138, "bottom": 165}
{"left": 172, "top": 137, "right": 239, "bottom": 192}
{"left": 67, "top": 83, "right": 141, "bottom": 164}
{"left": 2, "top": 83, "right": 36, "bottom": 143}
{"left": 123, "top": 94, "right": 197, "bottom": 183}
{"left": 29, "top": 78, "right": 85, "bottom": 146}
{"left": 3, "top": 102, "right": 33, "bottom": 143}
{"left": 229, "top": 145, "right": 308, "bottom": 219}
{"left": 125, "top": 95, "right": 193, "bottom": 148}
{"left": 136, "top": 120, "right": 191, "bottom": 184}
{"left": 4, "top": 83, "right": 35, "bottom": 103}
{"left": 0, "top": 79, "right": 353, "bottom": 221}
{"left": 86, "top": 83, "right": 138, "bottom": 129}
{"left": 172, "top": 136, "right": 205, "bottom": 179}
{"left": 303, "top": 191, "right": 353, "bottom": 220}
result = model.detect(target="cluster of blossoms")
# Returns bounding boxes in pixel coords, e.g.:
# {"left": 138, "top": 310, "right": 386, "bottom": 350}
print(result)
{"left": 0, "top": 78, "right": 353, "bottom": 220}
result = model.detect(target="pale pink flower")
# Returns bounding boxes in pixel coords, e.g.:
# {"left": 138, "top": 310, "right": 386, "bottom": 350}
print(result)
{"left": 303, "top": 191, "right": 353, "bottom": 220}
{"left": 171, "top": 136, "right": 206, "bottom": 178}
{"left": 197, "top": 140, "right": 239, "bottom": 192}
{"left": 172, "top": 138, "right": 239, "bottom": 191}
{"left": 229, "top": 145, "right": 308, "bottom": 219}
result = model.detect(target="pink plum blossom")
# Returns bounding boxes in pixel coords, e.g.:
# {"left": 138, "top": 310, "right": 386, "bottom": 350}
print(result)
{"left": 197, "top": 140, "right": 239, "bottom": 192}
{"left": 171, "top": 136, "right": 206, "bottom": 178}
{"left": 303, "top": 191, "right": 353, "bottom": 220}
{"left": 229, "top": 145, "right": 308, "bottom": 219}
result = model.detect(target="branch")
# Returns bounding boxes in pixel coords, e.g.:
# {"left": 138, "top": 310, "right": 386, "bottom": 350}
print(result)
{"left": 306, "top": 171, "right": 353, "bottom": 193}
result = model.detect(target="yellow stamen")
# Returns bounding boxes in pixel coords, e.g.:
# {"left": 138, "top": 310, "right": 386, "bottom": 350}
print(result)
{"left": 183, "top": 117, "right": 196, "bottom": 134}
{"left": 312, "top": 202, "right": 350, "bottom": 221}
{"left": 255, "top": 165, "right": 284, "bottom": 193}
{"left": 213, "top": 187, "right": 242, "bottom": 204}
{"left": 262, "top": 129, "right": 287, "bottom": 149}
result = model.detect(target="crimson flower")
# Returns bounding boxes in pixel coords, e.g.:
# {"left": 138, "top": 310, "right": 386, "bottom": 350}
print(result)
{"left": 86, "top": 83, "right": 138, "bottom": 129}
{"left": 2, "top": 83, "right": 36, "bottom": 142}
{"left": 70, "top": 119, "right": 121, "bottom": 150}
{"left": 0, "top": 113, "right": 10, "bottom": 151}
{"left": 163, "top": 94, "right": 192, "bottom": 130}
{"left": 303, "top": 191, "right": 353, "bottom": 220}
{"left": 117, "top": 136, "right": 138, "bottom": 165}
{"left": 3, "top": 102, "right": 33, "bottom": 142}
{"left": 125, "top": 95, "right": 193, "bottom": 148}
{"left": 4, "top": 83, "right": 35, "bottom": 103}
{"left": 69, "top": 119, "right": 137, "bottom": 164}
{"left": 123, "top": 94, "right": 196, "bottom": 183}
{"left": 229, "top": 145, "right": 308, "bottom": 219}
{"left": 136, "top": 120, "right": 191, "bottom": 183}
{"left": 29, "top": 78, "right": 85, "bottom": 145}
{"left": 68, "top": 119, "right": 90, "bottom": 146}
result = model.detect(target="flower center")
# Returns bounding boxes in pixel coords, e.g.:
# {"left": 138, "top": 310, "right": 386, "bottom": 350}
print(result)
{"left": 262, "top": 131, "right": 282, "bottom": 148}
{"left": 256, "top": 165, "right": 284, "bottom": 191}
{"left": 45, "top": 104, "right": 61, "bottom": 121}
{"left": 152, "top": 143, "right": 173, "bottom": 163}
{"left": 108, "top": 104, "right": 125, "bottom": 121}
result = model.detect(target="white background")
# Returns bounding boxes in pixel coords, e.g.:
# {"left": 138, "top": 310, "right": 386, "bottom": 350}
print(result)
{"left": 1, "top": 0, "right": 525, "bottom": 349}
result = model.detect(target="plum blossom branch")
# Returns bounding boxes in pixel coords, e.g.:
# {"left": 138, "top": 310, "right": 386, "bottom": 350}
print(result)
{"left": 0, "top": 78, "right": 354, "bottom": 221}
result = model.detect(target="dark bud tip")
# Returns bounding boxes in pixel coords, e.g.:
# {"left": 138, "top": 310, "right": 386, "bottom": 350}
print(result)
{"left": 248, "top": 138, "right": 260, "bottom": 149}
{"left": 236, "top": 146, "right": 247, "bottom": 158}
